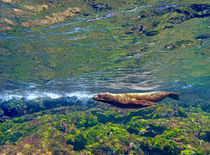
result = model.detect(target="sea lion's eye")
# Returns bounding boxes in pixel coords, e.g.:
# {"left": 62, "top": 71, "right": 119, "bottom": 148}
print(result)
{"left": 98, "top": 94, "right": 103, "bottom": 98}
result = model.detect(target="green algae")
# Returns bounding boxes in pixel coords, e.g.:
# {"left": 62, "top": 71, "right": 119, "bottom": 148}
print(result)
{"left": 0, "top": 101, "right": 209, "bottom": 154}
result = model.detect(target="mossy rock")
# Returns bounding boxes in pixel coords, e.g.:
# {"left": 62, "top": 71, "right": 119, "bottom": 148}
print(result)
{"left": 66, "top": 131, "right": 87, "bottom": 151}
{"left": 146, "top": 31, "right": 159, "bottom": 36}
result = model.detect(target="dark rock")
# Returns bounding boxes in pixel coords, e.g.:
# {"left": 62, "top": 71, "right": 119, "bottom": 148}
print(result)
{"left": 0, "top": 98, "right": 95, "bottom": 122}
{"left": 164, "top": 40, "right": 193, "bottom": 49}
{"left": 126, "top": 126, "right": 139, "bottom": 135}
{"left": 92, "top": 3, "right": 112, "bottom": 11}
{"left": 169, "top": 16, "right": 187, "bottom": 24}
{"left": 190, "top": 4, "right": 210, "bottom": 18}
{"left": 176, "top": 40, "right": 193, "bottom": 46}
{"left": 199, "top": 130, "right": 210, "bottom": 142}
{"left": 190, "top": 4, "right": 210, "bottom": 12}
{"left": 139, "top": 25, "right": 143, "bottom": 32}
{"left": 48, "top": 0, "right": 54, "bottom": 4}
{"left": 193, "top": 13, "right": 210, "bottom": 18}
{"left": 146, "top": 31, "right": 159, "bottom": 36}
{"left": 141, "top": 124, "right": 165, "bottom": 137}
{"left": 67, "top": 133, "right": 87, "bottom": 151}
{"left": 122, "top": 23, "right": 130, "bottom": 27}
{"left": 152, "top": 21, "right": 160, "bottom": 28}
{"left": 131, "top": 27, "right": 138, "bottom": 31}
{"left": 175, "top": 9, "right": 191, "bottom": 16}
{"left": 83, "top": 13, "right": 90, "bottom": 16}
{"left": 173, "top": 110, "right": 187, "bottom": 118}
{"left": 2, "top": 107, "right": 19, "bottom": 117}
{"left": 164, "top": 25, "right": 174, "bottom": 29}
{"left": 0, "top": 109, "right": 4, "bottom": 117}
{"left": 125, "top": 31, "right": 133, "bottom": 35}
{"left": 140, "top": 15, "right": 146, "bottom": 19}
{"left": 195, "top": 34, "right": 210, "bottom": 40}
{"left": 167, "top": 4, "right": 210, "bottom": 24}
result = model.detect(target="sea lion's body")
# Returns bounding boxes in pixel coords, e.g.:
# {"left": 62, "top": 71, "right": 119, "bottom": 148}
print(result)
{"left": 93, "top": 91, "right": 179, "bottom": 108}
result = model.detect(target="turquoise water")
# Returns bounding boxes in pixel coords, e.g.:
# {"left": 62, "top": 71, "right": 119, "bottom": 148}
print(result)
{"left": 0, "top": 1, "right": 209, "bottom": 103}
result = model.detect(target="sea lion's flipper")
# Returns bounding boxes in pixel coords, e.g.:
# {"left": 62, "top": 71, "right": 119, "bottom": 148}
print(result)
{"left": 168, "top": 92, "right": 180, "bottom": 100}
{"left": 134, "top": 100, "right": 156, "bottom": 106}
{"left": 103, "top": 99, "right": 156, "bottom": 108}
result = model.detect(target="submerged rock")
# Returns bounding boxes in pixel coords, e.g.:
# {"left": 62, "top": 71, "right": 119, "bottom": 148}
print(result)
{"left": 0, "top": 24, "right": 13, "bottom": 31}
{"left": 195, "top": 34, "right": 210, "bottom": 40}
{"left": 92, "top": 3, "right": 112, "bottom": 11}
{"left": 146, "top": 30, "right": 159, "bottom": 36}
{"left": 22, "top": 4, "right": 48, "bottom": 12}
{"left": 93, "top": 91, "right": 179, "bottom": 108}
{"left": 190, "top": 4, "right": 210, "bottom": 12}
{"left": 22, "top": 7, "right": 80, "bottom": 27}
{"left": 0, "top": 18, "right": 17, "bottom": 26}
{"left": 0, "top": 0, "right": 14, "bottom": 4}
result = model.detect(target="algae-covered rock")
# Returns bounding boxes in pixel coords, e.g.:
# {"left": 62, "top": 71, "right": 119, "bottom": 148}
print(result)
{"left": 199, "top": 130, "right": 210, "bottom": 142}
{"left": 22, "top": 5, "right": 49, "bottom": 13}
{"left": 0, "top": 0, "right": 14, "bottom": 4}
{"left": 66, "top": 131, "right": 87, "bottom": 151}
{"left": 0, "top": 18, "right": 17, "bottom": 26}
{"left": 84, "top": 123, "right": 133, "bottom": 153}
{"left": 0, "top": 25, "right": 13, "bottom": 31}
{"left": 0, "top": 104, "right": 209, "bottom": 154}
{"left": 180, "top": 149, "right": 196, "bottom": 155}
{"left": 92, "top": 3, "right": 112, "bottom": 11}
{"left": 22, "top": 7, "right": 81, "bottom": 27}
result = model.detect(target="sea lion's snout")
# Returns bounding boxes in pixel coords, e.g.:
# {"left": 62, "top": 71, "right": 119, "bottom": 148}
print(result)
{"left": 93, "top": 93, "right": 111, "bottom": 101}
{"left": 93, "top": 94, "right": 99, "bottom": 100}
{"left": 93, "top": 93, "right": 104, "bottom": 101}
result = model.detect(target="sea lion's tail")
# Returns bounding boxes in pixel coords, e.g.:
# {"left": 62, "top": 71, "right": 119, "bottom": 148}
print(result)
{"left": 168, "top": 92, "right": 180, "bottom": 100}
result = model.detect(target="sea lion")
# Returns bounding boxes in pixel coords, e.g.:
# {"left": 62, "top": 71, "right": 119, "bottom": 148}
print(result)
{"left": 93, "top": 91, "right": 179, "bottom": 108}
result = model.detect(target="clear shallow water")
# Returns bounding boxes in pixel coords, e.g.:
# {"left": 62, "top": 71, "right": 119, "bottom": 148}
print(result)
{"left": 0, "top": 0, "right": 209, "bottom": 105}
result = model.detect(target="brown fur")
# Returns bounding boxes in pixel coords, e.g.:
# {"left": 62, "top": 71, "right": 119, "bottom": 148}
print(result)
{"left": 93, "top": 91, "right": 179, "bottom": 108}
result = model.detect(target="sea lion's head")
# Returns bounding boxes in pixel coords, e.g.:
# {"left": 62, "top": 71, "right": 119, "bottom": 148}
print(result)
{"left": 93, "top": 93, "right": 113, "bottom": 102}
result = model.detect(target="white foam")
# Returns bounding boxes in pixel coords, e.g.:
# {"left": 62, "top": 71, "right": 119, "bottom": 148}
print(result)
{"left": 0, "top": 90, "right": 94, "bottom": 103}
{"left": 0, "top": 94, "right": 23, "bottom": 101}
{"left": 43, "top": 92, "right": 61, "bottom": 99}
{"left": 25, "top": 91, "right": 41, "bottom": 100}
{"left": 181, "top": 84, "right": 193, "bottom": 89}
{"left": 65, "top": 91, "right": 94, "bottom": 100}
{"left": 25, "top": 91, "right": 62, "bottom": 100}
